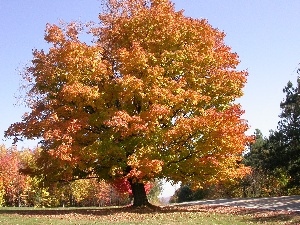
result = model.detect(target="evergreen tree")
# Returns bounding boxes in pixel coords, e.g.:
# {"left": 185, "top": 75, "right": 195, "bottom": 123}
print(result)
{"left": 244, "top": 129, "right": 269, "bottom": 170}
{"left": 267, "top": 78, "right": 300, "bottom": 188}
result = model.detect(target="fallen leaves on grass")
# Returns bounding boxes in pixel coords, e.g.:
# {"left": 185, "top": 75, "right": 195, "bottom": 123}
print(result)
{"left": 1, "top": 204, "right": 299, "bottom": 224}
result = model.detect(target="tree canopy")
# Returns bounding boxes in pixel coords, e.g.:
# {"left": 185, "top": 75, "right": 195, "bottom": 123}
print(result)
{"left": 5, "top": 0, "right": 250, "bottom": 206}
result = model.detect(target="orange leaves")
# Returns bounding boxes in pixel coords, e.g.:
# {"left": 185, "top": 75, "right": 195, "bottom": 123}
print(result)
{"left": 118, "top": 43, "right": 149, "bottom": 74}
{"left": 44, "top": 24, "right": 65, "bottom": 45}
{"left": 127, "top": 154, "right": 164, "bottom": 180}
{"left": 60, "top": 82, "right": 100, "bottom": 106}
{"left": 35, "top": 23, "right": 107, "bottom": 93}
{"left": 0, "top": 146, "right": 29, "bottom": 205}
{"left": 144, "top": 104, "right": 171, "bottom": 119}
{"left": 163, "top": 104, "right": 251, "bottom": 186}
{"left": 44, "top": 22, "right": 82, "bottom": 45}
{"left": 104, "top": 111, "right": 147, "bottom": 137}
{"left": 116, "top": 75, "right": 144, "bottom": 104}
{"left": 6, "top": 0, "right": 251, "bottom": 197}
{"left": 65, "top": 22, "right": 81, "bottom": 40}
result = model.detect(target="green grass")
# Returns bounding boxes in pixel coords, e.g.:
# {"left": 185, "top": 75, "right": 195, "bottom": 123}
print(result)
{"left": 0, "top": 205, "right": 299, "bottom": 225}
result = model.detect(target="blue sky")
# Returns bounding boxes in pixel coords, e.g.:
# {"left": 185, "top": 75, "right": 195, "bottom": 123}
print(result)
{"left": 1, "top": 0, "right": 300, "bottom": 145}
{"left": 1, "top": 0, "right": 300, "bottom": 197}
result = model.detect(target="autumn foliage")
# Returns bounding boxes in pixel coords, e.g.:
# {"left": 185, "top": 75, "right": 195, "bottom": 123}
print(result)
{"left": 0, "top": 145, "right": 134, "bottom": 207}
{"left": 5, "top": 0, "right": 251, "bottom": 206}
{"left": 0, "top": 145, "right": 28, "bottom": 206}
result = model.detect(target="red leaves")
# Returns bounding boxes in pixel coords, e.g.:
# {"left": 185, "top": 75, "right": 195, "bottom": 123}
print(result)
{"left": 112, "top": 177, "right": 154, "bottom": 196}
{"left": 112, "top": 178, "right": 132, "bottom": 195}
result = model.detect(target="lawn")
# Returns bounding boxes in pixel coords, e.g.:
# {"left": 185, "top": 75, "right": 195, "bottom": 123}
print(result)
{"left": 0, "top": 204, "right": 299, "bottom": 225}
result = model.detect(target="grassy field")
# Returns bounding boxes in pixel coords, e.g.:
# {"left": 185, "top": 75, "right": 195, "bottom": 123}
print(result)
{"left": 0, "top": 204, "right": 299, "bottom": 225}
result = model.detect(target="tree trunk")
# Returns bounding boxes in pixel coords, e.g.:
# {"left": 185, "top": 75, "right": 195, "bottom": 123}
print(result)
{"left": 129, "top": 180, "right": 150, "bottom": 207}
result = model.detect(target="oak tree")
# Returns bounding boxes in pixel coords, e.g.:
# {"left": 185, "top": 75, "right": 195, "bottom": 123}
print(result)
{"left": 6, "top": 0, "right": 251, "bottom": 206}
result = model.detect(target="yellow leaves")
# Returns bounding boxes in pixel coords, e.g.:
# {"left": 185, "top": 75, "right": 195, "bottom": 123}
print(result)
{"left": 0, "top": 178, "right": 4, "bottom": 206}
{"left": 116, "top": 75, "right": 145, "bottom": 104}
{"left": 70, "top": 179, "right": 91, "bottom": 203}
{"left": 163, "top": 104, "right": 250, "bottom": 186}
{"left": 118, "top": 42, "right": 149, "bottom": 74}
{"left": 127, "top": 153, "right": 164, "bottom": 180}
{"left": 110, "top": 165, "right": 124, "bottom": 177}
{"left": 60, "top": 81, "right": 100, "bottom": 106}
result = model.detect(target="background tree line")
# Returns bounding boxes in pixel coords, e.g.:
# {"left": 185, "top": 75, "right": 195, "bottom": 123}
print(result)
{"left": 171, "top": 78, "right": 300, "bottom": 203}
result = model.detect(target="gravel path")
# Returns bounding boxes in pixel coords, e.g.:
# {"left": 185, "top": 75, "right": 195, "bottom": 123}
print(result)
{"left": 177, "top": 196, "right": 300, "bottom": 211}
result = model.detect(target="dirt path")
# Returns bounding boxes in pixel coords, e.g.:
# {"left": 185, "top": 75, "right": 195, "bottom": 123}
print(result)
{"left": 177, "top": 196, "right": 300, "bottom": 211}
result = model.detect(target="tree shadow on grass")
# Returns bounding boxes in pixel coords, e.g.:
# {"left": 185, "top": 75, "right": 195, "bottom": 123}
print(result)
{"left": 0, "top": 204, "right": 299, "bottom": 224}
{"left": 0, "top": 207, "right": 127, "bottom": 217}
